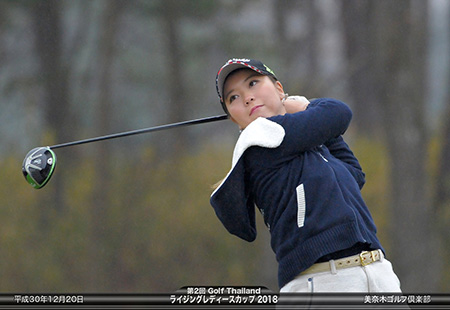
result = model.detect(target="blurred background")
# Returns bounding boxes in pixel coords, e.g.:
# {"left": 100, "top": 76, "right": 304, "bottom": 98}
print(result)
{"left": 0, "top": 0, "right": 449, "bottom": 293}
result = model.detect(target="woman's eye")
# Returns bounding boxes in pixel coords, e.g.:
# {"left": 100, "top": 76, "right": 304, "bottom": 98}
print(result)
{"left": 249, "top": 80, "right": 258, "bottom": 87}
{"left": 229, "top": 95, "right": 238, "bottom": 103}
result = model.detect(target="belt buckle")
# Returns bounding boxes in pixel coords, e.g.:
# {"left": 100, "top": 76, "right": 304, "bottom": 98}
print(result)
{"left": 359, "top": 251, "right": 370, "bottom": 266}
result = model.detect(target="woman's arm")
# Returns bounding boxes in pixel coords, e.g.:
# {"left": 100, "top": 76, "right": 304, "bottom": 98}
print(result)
{"left": 325, "top": 136, "right": 366, "bottom": 189}
{"left": 271, "top": 98, "right": 353, "bottom": 154}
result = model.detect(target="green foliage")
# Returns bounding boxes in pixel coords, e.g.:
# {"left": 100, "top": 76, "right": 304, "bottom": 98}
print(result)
{"left": 428, "top": 135, "right": 450, "bottom": 291}
{"left": 2, "top": 136, "right": 449, "bottom": 292}
{"left": 353, "top": 135, "right": 450, "bottom": 291}
{"left": 0, "top": 143, "right": 276, "bottom": 292}
{"left": 351, "top": 136, "right": 391, "bottom": 251}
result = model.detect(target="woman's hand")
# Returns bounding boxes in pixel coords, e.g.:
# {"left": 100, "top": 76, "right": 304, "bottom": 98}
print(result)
{"left": 283, "top": 95, "right": 310, "bottom": 114}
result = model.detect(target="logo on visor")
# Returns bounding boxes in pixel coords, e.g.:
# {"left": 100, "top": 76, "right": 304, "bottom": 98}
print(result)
{"left": 264, "top": 65, "right": 275, "bottom": 76}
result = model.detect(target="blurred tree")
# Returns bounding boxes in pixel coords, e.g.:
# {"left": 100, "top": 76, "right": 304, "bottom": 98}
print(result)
{"left": 131, "top": 0, "right": 219, "bottom": 157}
{"left": 160, "top": 0, "right": 188, "bottom": 155}
{"left": 1, "top": 0, "right": 448, "bottom": 294}
{"left": 273, "top": 0, "right": 321, "bottom": 96}
{"left": 300, "top": 0, "right": 320, "bottom": 95}
{"left": 433, "top": 0, "right": 450, "bottom": 290}
{"left": 90, "top": 0, "right": 126, "bottom": 291}
{"left": 372, "top": 0, "right": 441, "bottom": 291}
{"left": 31, "top": 0, "right": 72, "bottom": 215}
{"left": 435, "top": 101, "right": 450, "bottom": 290}
{"left": 341, "top": 0, "right": 382, "bottom": 136}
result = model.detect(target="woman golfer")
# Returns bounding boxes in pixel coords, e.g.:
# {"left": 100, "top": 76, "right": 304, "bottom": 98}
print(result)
{"left": 210, "top": 58, "right": 402, "bottom": 293}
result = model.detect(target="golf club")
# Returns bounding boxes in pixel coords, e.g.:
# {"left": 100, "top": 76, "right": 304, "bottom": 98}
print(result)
{"left": 22, "top": 114, "right": 228, "bottom": 189}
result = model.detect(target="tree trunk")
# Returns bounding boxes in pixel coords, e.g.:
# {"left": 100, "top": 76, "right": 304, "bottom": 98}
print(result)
{"left": 160, "top": 0, "right": 188, "bottom": 156}
{"left": 274, "top": 0, "right": 320, "bottom": 95}
{"left": 373, "top": 0, "right": 441, "bottom": 292}
{"left": 31, "top": 0, "right": 72, "bottom": 214}
{"left": 341, "top": 0, "right": 382, "bottom": 136}
{"left": 89, "top": 0, "right": 124, "bottom": 291}
{"left": 433, "top": 0, "right": 450, "bottom": 291}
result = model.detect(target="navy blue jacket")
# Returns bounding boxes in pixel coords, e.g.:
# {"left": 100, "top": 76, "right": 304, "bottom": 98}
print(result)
{"left": 210, "top": 98, "right": 383, "bottom": 288}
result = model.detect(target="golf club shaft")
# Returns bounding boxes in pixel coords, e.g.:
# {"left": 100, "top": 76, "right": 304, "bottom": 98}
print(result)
{"left": 49, "top": 114, "right": 228, "bottom": 150}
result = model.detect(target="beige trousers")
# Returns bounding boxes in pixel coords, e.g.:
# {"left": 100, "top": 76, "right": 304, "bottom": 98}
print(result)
{"left": 280, "top": 257, "right": 402, "bottom": 293}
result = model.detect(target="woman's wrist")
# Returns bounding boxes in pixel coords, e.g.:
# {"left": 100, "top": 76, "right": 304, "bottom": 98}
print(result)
{"left": 283, "top": 95, "right": 310, "bottom": 113}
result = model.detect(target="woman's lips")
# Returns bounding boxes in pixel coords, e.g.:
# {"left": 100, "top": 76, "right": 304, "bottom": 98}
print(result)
{"left": 250, "top": 105, "right": 263, "bottom": 116}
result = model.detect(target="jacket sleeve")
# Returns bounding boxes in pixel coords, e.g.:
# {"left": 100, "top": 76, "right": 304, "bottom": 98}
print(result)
{"left": 209, "top": 118, "right": 286, "bottom": 242}
{"left": 271, "top": 98, "right": 352, "bottom": 155}
{"left": 325, "top": 136, "right": 366, "bottom": 189}
{"left": 210, "top": 158, "right": 257, "bottom": 242}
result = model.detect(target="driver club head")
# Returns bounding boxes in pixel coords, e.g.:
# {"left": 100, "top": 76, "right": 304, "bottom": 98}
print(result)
{"left": 22, "top": 147, "right": 57, "bottom": 189}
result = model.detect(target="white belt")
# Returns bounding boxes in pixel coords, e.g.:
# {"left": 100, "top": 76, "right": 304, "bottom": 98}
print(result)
{"left": 300, "top": 250, "right": 383, "bottom": 275}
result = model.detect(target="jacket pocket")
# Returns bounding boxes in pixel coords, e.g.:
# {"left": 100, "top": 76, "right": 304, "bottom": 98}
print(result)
{"left": 296, "top": 184, "right": 306, "bottom": 228}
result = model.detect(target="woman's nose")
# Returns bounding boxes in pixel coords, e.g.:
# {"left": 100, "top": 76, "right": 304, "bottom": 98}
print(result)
{"left": 245, "top": 95, "right": 255, "bottom": 105}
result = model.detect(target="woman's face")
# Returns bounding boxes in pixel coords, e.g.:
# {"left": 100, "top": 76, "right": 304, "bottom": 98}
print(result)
{"left": 223, "top": 69, "right": 286, "bottom": 129}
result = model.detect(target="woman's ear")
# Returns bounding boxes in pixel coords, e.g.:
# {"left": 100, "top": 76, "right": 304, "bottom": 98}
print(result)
{"left": 275, "top": 81, "right": 285, "bottom": 100}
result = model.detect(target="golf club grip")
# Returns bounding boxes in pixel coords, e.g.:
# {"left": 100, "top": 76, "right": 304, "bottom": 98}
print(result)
{"left": 49, "top": 114, "right": 228, "bottom": 150}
